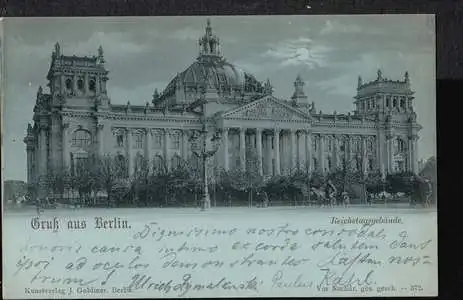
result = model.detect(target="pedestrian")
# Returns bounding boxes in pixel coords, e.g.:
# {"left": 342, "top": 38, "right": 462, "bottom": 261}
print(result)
{"left": 326, "top": 180, "right": 337, "bottom": 207}
{"left": 35, "top": 198, "right": 40, "bottom": 214}
{"left": 410, "top": 175, "right": 419, "bottom": 207}
{"left": 366, "top": 192, "right": 372, "bottom": 206}
{"left": 342, "top": 191, "right": 350, "bottom": 207}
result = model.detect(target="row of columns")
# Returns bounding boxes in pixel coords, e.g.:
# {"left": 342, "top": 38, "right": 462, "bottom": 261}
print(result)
{"left": 222, "top": 128, "right": 313, "bottom": 176}
{"left": 54, "top": 124, "right": 420, "bottom": 180}
{"left": 220, "top": 128, "right": 397, "bottom": 176}
{"left": 385, "top": 135, "right": 419, "bottom": 173}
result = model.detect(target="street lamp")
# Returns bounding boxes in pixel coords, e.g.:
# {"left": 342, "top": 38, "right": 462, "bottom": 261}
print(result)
{"left": 189, "top": 72, "right": 222, "bottom": 211}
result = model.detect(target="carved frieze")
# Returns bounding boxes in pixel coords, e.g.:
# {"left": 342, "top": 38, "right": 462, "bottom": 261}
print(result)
{"left": 111, "top": 127, "right": 127, "bottom": 136}
{"left": 224, "top": 97, "right": 307, "bottom": 121}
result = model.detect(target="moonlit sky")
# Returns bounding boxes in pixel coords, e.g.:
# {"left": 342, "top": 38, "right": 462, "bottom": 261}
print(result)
{"left": 3, "top": 15, "right": 436, "bottom": 181}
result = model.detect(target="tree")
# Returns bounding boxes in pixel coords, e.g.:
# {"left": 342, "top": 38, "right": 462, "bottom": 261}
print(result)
{"left": 365, "top": 169, "right": 383, "bottom": 195}
{"left": 94, "top": 154, "right": 122, "bottom": 207}
{"left": 419, "top": 156, "right": 437, "bottom": 204}
{"left": 3, "top": 180, "right": 27, "bottom": 207}
{"left": 386, "top": 171, "right": 414, "bottom": 195}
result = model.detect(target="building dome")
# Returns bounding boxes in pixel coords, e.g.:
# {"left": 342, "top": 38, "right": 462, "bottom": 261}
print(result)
{"left": 160, "top": 19, "right": 264, "bottom": 101}
{"left": 180, "top": 60, "right": 246, "bottom": 88}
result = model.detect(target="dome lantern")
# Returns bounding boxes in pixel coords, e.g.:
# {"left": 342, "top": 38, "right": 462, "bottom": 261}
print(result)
{"left": 198, "top": 19, "right": 223, "bottom": 60}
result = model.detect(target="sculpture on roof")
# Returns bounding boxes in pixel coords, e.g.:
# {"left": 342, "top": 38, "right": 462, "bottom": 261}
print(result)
{"left": 263, "top": 78, "right": 273, "bottom": 95}
{"left": 54, "top": 42, "right": 61, "bottom": 57}
{"left": 98, "top": 45, "right": 105, "bottom": 64}
{"left": 152, "top": 88, "right": 160, "bottom": 104}
{"left": 377, "top": 69, "right": 383, "bottom": 81}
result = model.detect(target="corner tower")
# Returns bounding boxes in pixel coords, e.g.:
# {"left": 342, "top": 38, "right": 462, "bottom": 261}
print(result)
{"left": 354, "top": 69, "right": 414, "bottom": 116}
{"left": 46, "top": 43, "right": 110, "bottom": 108}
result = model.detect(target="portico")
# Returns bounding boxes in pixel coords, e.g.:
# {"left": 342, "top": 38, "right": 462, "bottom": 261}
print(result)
{"left": 220, "top": 127, "right": 313, "bottom": 176}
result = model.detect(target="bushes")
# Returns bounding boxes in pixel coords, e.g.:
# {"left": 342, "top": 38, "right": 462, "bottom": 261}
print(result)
{"left": 36, "top": 152, "right": 429, "bottom": 207}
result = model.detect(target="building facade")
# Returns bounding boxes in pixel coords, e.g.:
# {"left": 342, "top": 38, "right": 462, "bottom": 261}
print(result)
{"left": 24, "top": 20, "right": 422, "bottom": 197}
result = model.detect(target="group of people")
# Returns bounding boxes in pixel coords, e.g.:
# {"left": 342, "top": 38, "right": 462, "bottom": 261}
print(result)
{"left": 309, "top": 180, "right": 350, "bottom": 207}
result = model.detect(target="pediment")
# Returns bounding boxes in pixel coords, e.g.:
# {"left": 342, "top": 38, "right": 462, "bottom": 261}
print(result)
{"left": 222, "top": 96, "right": 311, "bottom": 121}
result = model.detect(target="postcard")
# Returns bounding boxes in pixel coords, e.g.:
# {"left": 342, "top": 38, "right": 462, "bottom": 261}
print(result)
{"left": 2, "top": 15, "right": 437, "bottom": 298}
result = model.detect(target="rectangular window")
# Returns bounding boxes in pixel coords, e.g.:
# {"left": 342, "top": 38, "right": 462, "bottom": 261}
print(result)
{"left": 153, "top": 134, "right": 162, "bottom": 148}
{"left": 400, "top": 97, "right": 406, "bottom": 108}
{"left": 134, "top": 134, "right": 144, "bottom": 149}
{"left": 171, "top": 135, "right": 180, "bottom": 150}
{"left": 116, "top": 135, "right": 124, "bottom": 147}
{"left": 386, "top": 96, "right": 391, "bottom": 108}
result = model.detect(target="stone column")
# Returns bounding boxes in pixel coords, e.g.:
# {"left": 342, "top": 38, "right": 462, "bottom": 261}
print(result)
{"left": 239, "top": 128, "right": 246, "bottom": 171}
{"left": 274, "top": 129, "right": 281, "bottom": 175}
{"left": 319, "top": 135, "right": 325, "bottom": 173}
{"left": 60, "top": 75, "right": 66, "bottom": 94}
{"left": 297, "top": 131, "right": 304, "bottom": 170}
{"left": 127, "top": 129, "right": 134, "bottom": 177}
{"left": 84, "top": 73, "right": 89, "bottom": 95}
{"left": 39, "top": 124, "right": 48, "bottom": 176}
{"left": 412, "top": 135, "right": 418, "bottom": 174}
{"left": 73, "top": 74, "right": 77, "bottom": 95}
{"left": 256, "top": 128, "right": 263, "bottom": 176}
{"left": 290, "top": 129, "right": 296, "bottom": 171}
{"left": 38, "top": 124, "right": 48, "bottom": 198}
{"left": 96, "top": 74, "right": 101, "bottom": 94}
{"left": 26, "top": 145, "right": 33, "bottom": 184}
{"left": 182, "top": 130, "right": 189, "bottom": 161}
{"left": 362, "top": 136, "right": 368, "bottom": 174}
{"left": 266, "top": 133, "right": 272, "bottom": 175}
{"left": 222, "top": 128, "right": 229, "bottom": 171}
{"left": 164, "top": 129, "right": 171, "bottom": 170}
{"left": 62, "top": 123, "right": 70, "bottom": 169}
{"left": 333, "top": 135, "right": 340, "bottom": 169}
{"left": 386, "top": 135, "right": 393, "bottom": 173}
{"left": 145, "top": 129, "right": 152, "bottom": 164}
{"left": 305, "top": 130, "right": 312, "bottom": 172}
{"left": 97, "top": 124, "right": 104, "bottom": 157}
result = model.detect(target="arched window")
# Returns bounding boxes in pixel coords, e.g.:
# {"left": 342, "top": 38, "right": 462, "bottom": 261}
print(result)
{"left": 327, "top": 157, "right": 332, "bottom": 170}
{"left": 171, "top": 155, "right": 181, "bottom": 170}
{"left": 77, "top": 79, "right": 84, "bottom": 91}
{"left": 400, "top": 97, "right": 405, "bottom": 109}
{"left": 394, "top": 138, "right": 406, "bottom": 154}
{"left": 134, "top": 153, "right": 147, "bottom": 174}
{"left": 397, "top": 138, "right": 405, "bottom": 153}
{"left": 89, "top": 79, "right": 96, "bottom": 92}
{"left": 71, "top": 130, "right": 92, "bottom": 148}
{"left": 153, "top": 156, "right": 164, "bottom": 173}
{"left": 65, "top": 78, "right": 72, "bottom": 90}
{"left": 368, "top": 158, "right": 374, "bottom": 171}
{"left": 367, "top": 139, "right": 374, "bottom": 152}
{"left": 116, "top": 135, "right": 124, "bottom": 147}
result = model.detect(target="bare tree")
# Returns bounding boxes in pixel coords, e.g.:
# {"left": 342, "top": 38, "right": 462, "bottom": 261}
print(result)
{"left": 94, "top": 154, "right": 123, "bottom": 207}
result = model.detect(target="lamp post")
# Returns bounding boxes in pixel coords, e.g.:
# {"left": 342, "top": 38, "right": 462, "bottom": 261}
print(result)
{"left": 189, "top": 72, "right": 222, "bottom": 211}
